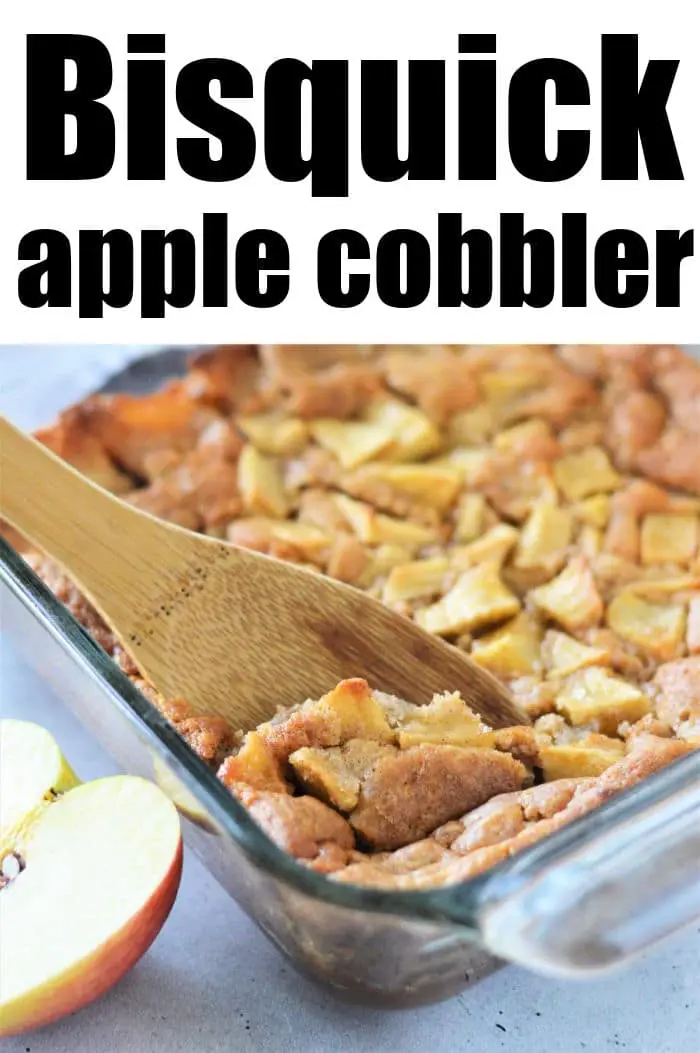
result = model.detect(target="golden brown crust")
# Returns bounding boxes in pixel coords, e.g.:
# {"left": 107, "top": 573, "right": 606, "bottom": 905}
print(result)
{"left": 235, "top": 786, "right": 355, "bottom": 860}
{"left": 35, "top": 407, "right": 134, "bottom": 494}
{"left": 259, "top": 346, "right": 385, "bottom": 419}
{"left": 184, "top": 345, "right": 260, "bottom": 412}
{"left": 382, "top": 348, "right": 480, "bottom": 422}
{"left": 175, "top": 716, "right": 239, "bottom": 767}
{"left": 652, "top": 657, "right": 700, "bottom": 740}
{"left": 76, "top": 385, "right": 218, "bottom": 479}
{"left": 491, "top": 725, "right": 541, "bottom": 767}
{"left": 607, "top": 390, "right": 666, "bottom": 471}
{"left": 349, "top": 745, "right": 526, "bottom": 850}
{"left": 21, "top": 344, "right": 699, "bottom": 890}
{"left": 333, "top": 735, "right": 690, "bottom": 889}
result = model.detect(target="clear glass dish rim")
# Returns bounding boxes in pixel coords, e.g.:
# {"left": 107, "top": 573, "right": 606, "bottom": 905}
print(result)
{"left": 3, "top": 533, "right": 699, "bottom": 929}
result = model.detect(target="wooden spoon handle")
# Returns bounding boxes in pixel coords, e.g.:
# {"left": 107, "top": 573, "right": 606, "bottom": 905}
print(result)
{"left": 0, "top": 414, "right": 156, "bottom": 596}
{"left": 1, "top": 415, "right": 527, "bottom": 729}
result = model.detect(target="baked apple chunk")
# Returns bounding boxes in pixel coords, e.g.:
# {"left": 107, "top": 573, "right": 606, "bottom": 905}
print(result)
{"left": 530, "top": 557, "right": 604, "bottom": 632}
{"left": 416, "top": 562, "right": 520, "bottom": 635}
{"left": 607, "top": 592, "right": 687, "bottom": 661}
{"left": 554, "top": 667, "right": 650, "bottom": 734}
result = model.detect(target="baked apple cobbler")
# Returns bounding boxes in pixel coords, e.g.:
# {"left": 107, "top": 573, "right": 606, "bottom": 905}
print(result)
{"left": 17, "top": 345, "right": 699, "bottom": 889}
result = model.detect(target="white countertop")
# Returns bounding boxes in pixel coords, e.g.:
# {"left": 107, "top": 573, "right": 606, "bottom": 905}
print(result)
{"left": 1, "top": 347, "right": 698, "bottom": 1053}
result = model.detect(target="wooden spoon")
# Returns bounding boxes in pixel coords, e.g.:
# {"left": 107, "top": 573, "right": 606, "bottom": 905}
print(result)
{"left": 0, "top": 415, "right": 526, "bottom": 730}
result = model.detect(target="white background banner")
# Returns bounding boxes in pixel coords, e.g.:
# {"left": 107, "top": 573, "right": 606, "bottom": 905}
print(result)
{"left": 1, "top": 0, "right": 698, "bottom": 343}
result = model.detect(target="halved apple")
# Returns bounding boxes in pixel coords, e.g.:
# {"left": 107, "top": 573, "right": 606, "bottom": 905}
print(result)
{"left": 0, "top": 720, "right": 182, "bottom": 1037}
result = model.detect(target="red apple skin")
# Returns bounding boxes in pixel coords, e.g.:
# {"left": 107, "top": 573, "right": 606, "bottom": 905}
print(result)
{"left": 0, "top": 838, "right": 183, "bottom": 1038}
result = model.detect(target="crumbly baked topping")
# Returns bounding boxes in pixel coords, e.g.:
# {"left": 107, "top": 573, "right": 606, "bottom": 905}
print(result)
{"left": 17, "top": 345, "right": 699, "bottom": 889}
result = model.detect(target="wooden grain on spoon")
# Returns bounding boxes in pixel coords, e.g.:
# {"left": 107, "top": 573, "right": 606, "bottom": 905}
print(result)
{"left": 0, "top": 416, "right": 527, "bottom": 730}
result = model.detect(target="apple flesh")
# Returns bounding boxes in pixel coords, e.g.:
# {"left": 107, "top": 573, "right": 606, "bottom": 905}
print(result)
{"left": 0, "top": 719, "right": 80, "bottom": 855}
{"left": 0, "top": 721, "right": 183, "bottom": 1037}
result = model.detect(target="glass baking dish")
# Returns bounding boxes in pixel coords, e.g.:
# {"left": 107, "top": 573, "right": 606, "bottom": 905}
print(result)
{"left": 1, "top": 350, "right": 699, "bottom": 1009}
